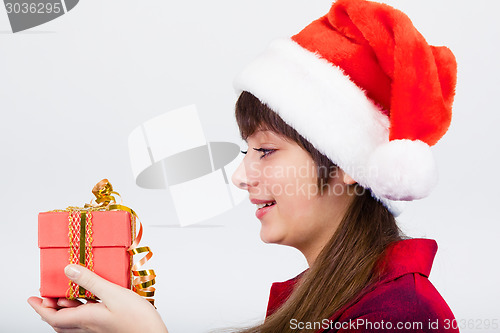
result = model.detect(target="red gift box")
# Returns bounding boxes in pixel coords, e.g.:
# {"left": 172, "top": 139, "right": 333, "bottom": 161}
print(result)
{"left": 38, "top": 210, "right": 133, "bottom": 298}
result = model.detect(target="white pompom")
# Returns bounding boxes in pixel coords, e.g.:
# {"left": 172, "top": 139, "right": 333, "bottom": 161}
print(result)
{"left": 367, "top": 139, "right": 438, "bottom": 201}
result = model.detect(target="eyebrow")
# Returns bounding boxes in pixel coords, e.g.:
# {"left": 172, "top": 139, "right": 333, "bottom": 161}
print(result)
{"left": 244, "top": 130, "right": 289, "bottom": 146}
{"left": 246, "top": 130, "right": 275, "bottom": 140}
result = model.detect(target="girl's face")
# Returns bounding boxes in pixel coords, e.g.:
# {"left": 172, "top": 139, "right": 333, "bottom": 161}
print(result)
{"left": 232, "top": 130, "right": 355, "bottom": 264}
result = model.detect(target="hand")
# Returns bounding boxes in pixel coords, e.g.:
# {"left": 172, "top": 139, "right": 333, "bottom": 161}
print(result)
{"left": 28, "top": 264, "right": 169, "bottom": 333}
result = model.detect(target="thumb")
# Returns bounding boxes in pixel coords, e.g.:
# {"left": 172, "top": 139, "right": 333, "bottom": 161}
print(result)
{"left": 65, "top": 264, "right": 128, "bottom": 304}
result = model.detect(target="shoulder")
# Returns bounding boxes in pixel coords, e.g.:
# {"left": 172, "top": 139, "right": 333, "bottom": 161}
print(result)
{"left": 331, "top": 273, "right": 458, "bottom": 333}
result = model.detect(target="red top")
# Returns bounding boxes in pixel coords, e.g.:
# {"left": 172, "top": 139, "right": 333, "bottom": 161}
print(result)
{"left": 266, "top": 238, "right": 459, "bottom": 332}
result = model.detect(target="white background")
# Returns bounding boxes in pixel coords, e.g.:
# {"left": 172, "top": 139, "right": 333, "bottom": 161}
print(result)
{"left": 0, "top": 0, "right": 499, "bottom": 332}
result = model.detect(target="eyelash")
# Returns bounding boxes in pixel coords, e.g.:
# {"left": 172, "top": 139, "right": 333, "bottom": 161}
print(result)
{"left": 240, "top": 148, "right": 275, "bottom": 159}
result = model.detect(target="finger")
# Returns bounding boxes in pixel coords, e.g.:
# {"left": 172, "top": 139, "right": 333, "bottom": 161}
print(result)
{"left": 57, "top": 298, "right": 99, "bottom": 307}
{"left": 41, "top": 297, "right": 60, "bottom": 309}
{"left": 28, "top": 297, "right": 68, "bottom": 323}
{"left": 64, "top": 264, "right": 129, "bottom": 307}
{"left": 57, "top": 298, "right": 84, "bottom": 308}
{"left": 28, "top": 296, "right": 89, "bottom": 329}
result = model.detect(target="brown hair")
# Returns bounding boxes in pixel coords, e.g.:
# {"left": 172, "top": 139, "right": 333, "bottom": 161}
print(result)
{"left": 232, "top": 91, "right": 407, "bottom": 333}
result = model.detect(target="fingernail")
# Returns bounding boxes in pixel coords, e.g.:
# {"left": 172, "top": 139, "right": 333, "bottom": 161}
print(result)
{"left": 65, "top": 265, "right": 81, "bottom": 279}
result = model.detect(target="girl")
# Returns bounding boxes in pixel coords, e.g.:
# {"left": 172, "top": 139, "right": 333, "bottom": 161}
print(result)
{"left": 29, "top": 0, "right": 458, "bottom": 332}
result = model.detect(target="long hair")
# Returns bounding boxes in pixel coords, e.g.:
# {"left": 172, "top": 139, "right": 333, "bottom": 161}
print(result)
{"left": 233, "top": 91, "right": 407, "bottom": 333}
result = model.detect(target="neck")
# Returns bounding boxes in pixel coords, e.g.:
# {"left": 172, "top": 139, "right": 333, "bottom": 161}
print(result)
{"left": 302, "top": 190, "right": 354, "bottom": 267}
{"left": 303, "top": 245, "right": 323, "bottom": 267}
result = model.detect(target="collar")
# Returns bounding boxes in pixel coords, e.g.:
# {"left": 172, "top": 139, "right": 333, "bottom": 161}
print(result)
{"left": 266, "top": 238, "right": 438, "bottom": 318}
{"left": 375, "top": 238, "right": 437, "bottom": 282}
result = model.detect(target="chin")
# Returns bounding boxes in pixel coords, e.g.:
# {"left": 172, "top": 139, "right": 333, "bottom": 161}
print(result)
{"left": 259, "top": 226, "right": 286, "bottom": 245}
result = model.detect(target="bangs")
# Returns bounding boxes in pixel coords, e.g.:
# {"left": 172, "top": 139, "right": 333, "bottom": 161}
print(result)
{"left": 235, "top": 91, "right": 303, "bottom": 145}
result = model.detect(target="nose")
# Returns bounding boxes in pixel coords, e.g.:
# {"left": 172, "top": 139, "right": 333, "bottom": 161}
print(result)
{"left": 231, "top": 159, "right": 257, "bottom": 190}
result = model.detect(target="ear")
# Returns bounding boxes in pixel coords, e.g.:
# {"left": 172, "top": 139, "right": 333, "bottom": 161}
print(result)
{"left": 342, "top": 171, "right": 357, "bottom": 185}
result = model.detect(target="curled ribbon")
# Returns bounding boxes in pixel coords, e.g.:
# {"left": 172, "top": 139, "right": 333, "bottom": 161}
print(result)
{"left": 86, "top": 179, "right": 156, "bottom": 306}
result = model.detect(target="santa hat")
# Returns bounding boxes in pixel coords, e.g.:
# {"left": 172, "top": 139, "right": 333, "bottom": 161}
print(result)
{"left": 233, "top": 0, "right": 457, "bottom": 216}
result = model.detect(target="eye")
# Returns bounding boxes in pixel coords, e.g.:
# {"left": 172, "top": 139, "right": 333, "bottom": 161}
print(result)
{"left": 253, "top": 148, "right": 275, "bottom": 159}
{"left": 240, "top": 150, "right": 247, "bottom": 154}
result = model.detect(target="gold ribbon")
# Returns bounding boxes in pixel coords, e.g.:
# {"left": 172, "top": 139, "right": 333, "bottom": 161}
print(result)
{"left": 66, "top": 208, "right": 95, "bottom": 300}
{"left": 79, "top": 211, "right": 87, "bottom": 297}
{"left": 87, "top": 179, "right": 156, "bottom": 306}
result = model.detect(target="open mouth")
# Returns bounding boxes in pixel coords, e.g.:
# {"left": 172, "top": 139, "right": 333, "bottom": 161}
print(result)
{"left": 256, "top": 201, "right": 276, "bottom": 209}
{"left": 255, "top": 201, "right": 276, "bottom": 219}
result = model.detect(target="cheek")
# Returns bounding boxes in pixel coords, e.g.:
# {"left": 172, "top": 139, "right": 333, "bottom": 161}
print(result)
{"left": 276, "top": 188, "right": 319, "bottom": 221}
{"left": 276, "top": 174, "right": 318, "bottom": 201}
{"left": 265, "top": 161, "right": 320, "bottom": 216}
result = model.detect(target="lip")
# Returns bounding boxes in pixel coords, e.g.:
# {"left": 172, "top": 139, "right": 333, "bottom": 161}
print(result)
{"left": 250, "top": 198, "right": 277, "bottom": 219}
{"left": 250, "top": 198, "right": 276, "bottom": 205}
{"left": 255, "top": 203, "right": 275, "bottom": 219}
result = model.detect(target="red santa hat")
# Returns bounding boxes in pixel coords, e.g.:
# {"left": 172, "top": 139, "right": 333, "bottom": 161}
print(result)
{"left": 234, "top": 0, "right": 457, "bottom": 215}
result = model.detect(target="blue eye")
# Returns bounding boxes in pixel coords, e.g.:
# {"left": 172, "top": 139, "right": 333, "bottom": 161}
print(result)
{"left": 253, "top": 148, "right": 275, "bottom": 159}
